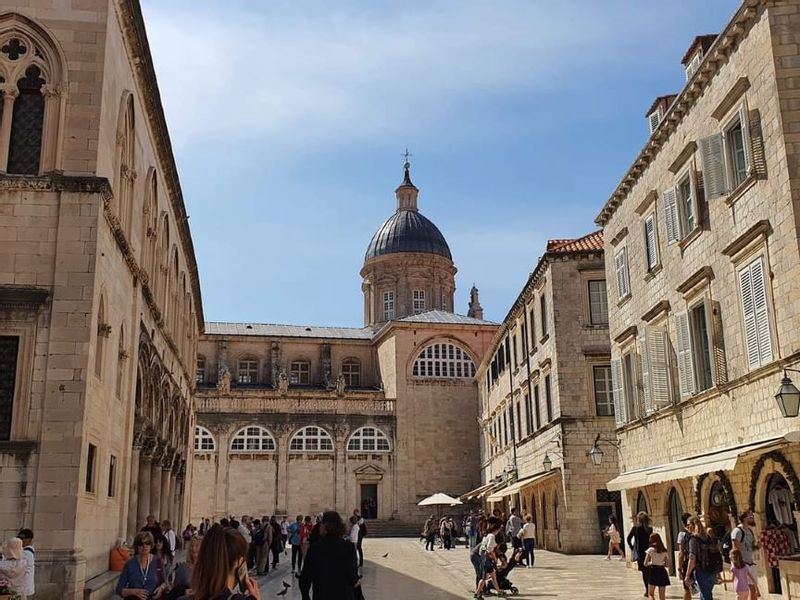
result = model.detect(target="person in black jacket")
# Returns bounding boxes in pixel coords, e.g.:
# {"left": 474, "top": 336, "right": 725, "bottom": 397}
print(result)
{"left": 300, "top": 511, "right": 360, "bottom": 600}
{"left": 627, "top": 511, "right": 653, "bottom": 597}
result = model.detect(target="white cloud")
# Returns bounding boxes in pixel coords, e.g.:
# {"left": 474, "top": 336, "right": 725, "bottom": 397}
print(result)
{"left": 142, "top": 1, "right": 648, "bottom": 153}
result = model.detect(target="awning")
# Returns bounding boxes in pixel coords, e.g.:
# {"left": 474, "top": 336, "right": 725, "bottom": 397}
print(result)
{"left": 460, "top": 482, "right": 497, "bottom": 502}
{"left": 606, "top": 434, "right": 798, "bottom": 492}
{"left": 486, "top": 470, "right": 556, "bottom": 502}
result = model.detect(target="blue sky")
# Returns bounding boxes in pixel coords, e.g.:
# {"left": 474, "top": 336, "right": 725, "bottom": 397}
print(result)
{"left": 141, "top": 0, "right": 739, "bottom": 327}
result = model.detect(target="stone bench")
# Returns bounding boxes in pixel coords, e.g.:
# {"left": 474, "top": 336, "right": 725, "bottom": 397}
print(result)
{"left": 83, "top": 570, "right": 120, "bottom": 600}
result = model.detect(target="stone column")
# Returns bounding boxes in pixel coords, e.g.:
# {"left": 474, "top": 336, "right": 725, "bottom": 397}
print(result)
{"left": 0, "top": 84, "right": 17, "bottom": 171}
{"left": 127, "top": 433, "right": 143, "bottom": 539}
{"left": 40, "top": 84, "right": 62, "bottom": 172}
{"left": 137, "top": 438, "right": 156, "bottom": 529}
{"left": 160, "top": 450, "right": 173, "bottom": 524}
{"left": 214, "top": 427, "right": 232, "bottom": 518}
{"left": 334, "top": 423, "right": 348, "bottom": 513}
{"left": 176, "top": 460, "right": 187, "bottom": 527}
{"left": 276, "top": 426, "right": 290, "bottom": 514}
{"left": 150, "top": 441, "right": 164, "bottom": 520}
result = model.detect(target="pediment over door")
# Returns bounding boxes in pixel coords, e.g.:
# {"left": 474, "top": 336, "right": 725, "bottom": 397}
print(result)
{"left": 354, "top": 463, "right": 384, "bottom": 482}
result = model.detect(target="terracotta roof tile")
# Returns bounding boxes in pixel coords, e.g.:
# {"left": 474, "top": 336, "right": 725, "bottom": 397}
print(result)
{"left": 547, "top": 230, "right": 603, "bottom": 254}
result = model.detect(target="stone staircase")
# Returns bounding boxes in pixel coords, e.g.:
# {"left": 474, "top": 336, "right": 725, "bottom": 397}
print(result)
{"left": 364, "top": 519, "right": 423, "bottom": 538}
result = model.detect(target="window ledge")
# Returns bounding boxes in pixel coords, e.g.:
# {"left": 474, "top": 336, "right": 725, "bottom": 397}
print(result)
{"left": 678, "top": 227, "right": 703, "bottom": 252}
{"left": 724, "top": 174, "right": 757, "bottom": 207}
{"left": 585, "top": 322, "right": 609, "bottom": 329}
{"left": 616, "top": 294, "right": 632, "bottom": 309}
{"left": 539, "top": 334, "right": 550, "bottom": 345}
{"left": 644, "top": 263, "right": 663, "bottom": 282}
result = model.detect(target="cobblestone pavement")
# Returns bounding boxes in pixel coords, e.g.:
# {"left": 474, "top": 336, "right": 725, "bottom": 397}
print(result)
{"left": 253, "top": 539, "right": 747, "bottom": 599}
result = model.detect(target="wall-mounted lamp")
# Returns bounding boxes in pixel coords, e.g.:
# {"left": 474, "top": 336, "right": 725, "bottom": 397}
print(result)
{"left": 588, "top": 433, "right": 621, "bottom": 467}
{"left": 775, "top": 369, "right": 800, "bottom": 418}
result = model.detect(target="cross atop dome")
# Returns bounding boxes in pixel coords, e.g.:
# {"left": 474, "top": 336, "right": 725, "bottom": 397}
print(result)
{"left": 396, "top": 148, "right": 418, "bottom": 210}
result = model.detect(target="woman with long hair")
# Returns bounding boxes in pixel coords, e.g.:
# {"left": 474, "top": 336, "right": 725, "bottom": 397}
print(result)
{"left": 300, "top": 511, "right": 360, "bottom": 600}
{"left": 153, "top": 534, "right": 175, "bottom": 582}
{"left": 166, "top": 535, "right": 202, "bottom": 600}
{"left": 627, "top": 511, "right": 653, "bottom": 597}
{"left": 644, "top": 532, "right": 670, "bottom": 600}
{"left": 0, "top": 537, "right": 28, "bottom": 599}
{"left": 192, "top": 524, "right": 261, "bottom": 600}
{"left": 683, "top": 516, "right": 723, "bottom": 600}
{"left": 605, "top": 515, "right": 624, "bottom": 560}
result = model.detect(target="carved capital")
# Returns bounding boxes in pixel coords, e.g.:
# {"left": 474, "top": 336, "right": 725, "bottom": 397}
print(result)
{"left": 140, "top": 436, "right": 157, "bottom": 459}
{"left": 1, "top": 84, "right": 18, "bottom": 99}
{"left": 151, "top": 439, "right": 166, "bottom": 463}
{"left": 97, "top": 323, "right": 112, "bottom": 338}
{"left": 132, "top": 428, "right": 146, "bottom": 450}
{"left": 160, "top": 447, "right": 175, "bottom": 469}
{"left": 41, "top": 83, "right": 62, "bottom": 98}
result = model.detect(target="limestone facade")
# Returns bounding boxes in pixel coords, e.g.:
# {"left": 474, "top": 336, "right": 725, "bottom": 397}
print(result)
{"left": 192, "top": 169, "right": 499, "bottom": 525}
{"left": 0, "top": 1, "right": 202, "bottom": 598}
{"left": 474, "top": 232, "right": 617, "bottom": 553}
{"left": 595, "top": 0, "right": 800, "bottom": 592}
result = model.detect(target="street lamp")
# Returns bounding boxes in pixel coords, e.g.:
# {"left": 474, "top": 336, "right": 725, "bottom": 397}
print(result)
{"left": 588, "top": 433, "right": 620, "bottom": 467}
{"left": 543, "top": 452, "right": 552, "bottom": 472}
{"left": 775, "top": 369, "right": 800, "bottom": 418}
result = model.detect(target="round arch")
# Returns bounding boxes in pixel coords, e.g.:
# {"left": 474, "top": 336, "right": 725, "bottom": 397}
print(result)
{"left": 289, "top": 426, "right": 334, "bottom": 452}
{"left": 749, "top": 450, "right": 800, "bottom": 513}
{"left": 230, "top": 426, "right": 276, "bottom": 452}
{"left": 408, "top": 337, "right": 477, "bottom": 379}
{"left": 347, "top": 426, "right": 391, "bottom": 452}
{"left": 194, "top": 425, "right": 216, "bottom": 452}
{"left": 696, "top": 471, "right": 737, "bottom": 533}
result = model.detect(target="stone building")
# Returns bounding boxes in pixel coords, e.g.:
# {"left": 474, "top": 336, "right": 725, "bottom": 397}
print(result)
{"left": 595, "top": 0, "right": 800, "bottom": 592}
{"left": 0, "top": 1, "right": 202, "bottom": 598}
{"left": 472, "top": 232, "right": 617, "bottom": 554}
{"left": 191, "top": 162, "right": 498, "bottom": 525}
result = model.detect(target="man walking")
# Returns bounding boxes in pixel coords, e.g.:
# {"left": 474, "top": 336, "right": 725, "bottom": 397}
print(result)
{"left": 353, "top": 509, "right": 366, "bottom": 568}
{"left": 732, "top": 512, "right": 760, "bottom": 600}
{"left": 17, "top": 528, "right": 34, "bottom": 599}
{"left": 423, "top": 515, "right": 437, "bottom": 551}
{"left": 506, "top": 507, "right": 523, "bottom": 556}
{"left": 253, "top": 519, "right": 268, "bottom": 576}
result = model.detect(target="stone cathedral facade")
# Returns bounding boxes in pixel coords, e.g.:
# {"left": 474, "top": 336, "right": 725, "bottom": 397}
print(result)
{"left": 191, "top": 163, "right": 498, "bottom": 524}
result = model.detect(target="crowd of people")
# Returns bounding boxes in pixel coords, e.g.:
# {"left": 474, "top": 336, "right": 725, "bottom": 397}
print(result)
{"left": 604, "top": 509, "right": 762, "bottom": 600}
{"left": 111, "top": 509, "right": 367, "bottom": 600}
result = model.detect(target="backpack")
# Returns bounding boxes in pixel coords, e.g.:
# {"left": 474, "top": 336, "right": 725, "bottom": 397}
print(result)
{"left": 696, "top": 536, "right": 723, "bottom": 573}
{"left": 721, "top": 530, "right": 733, "bottom": 562}
{"left": 253, "top": 526, "right": 266, "bottom": 547}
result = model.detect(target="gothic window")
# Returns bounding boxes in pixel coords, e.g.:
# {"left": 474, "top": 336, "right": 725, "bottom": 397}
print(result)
{"left": 115, "top": 324, "right": 125, "bottom": 399}
{"left": 196, "top": 355, "right": 206, "bottom": 384}
{"left": 7, "top": 65, "right": 44, "bottom": 174}
{"left": 347, "top": 426, "right": 390, "bottom": 452}
{"left": 341, "top": 359, "right": 361, "bottom": 387}
{"left": 94, "top": 295, "right": 108, "bottom": 378}
{"left": 230, "top": 426, "right": 276, "bottom": 452}
{"left": 0, "top": 18, "right": 65, "bottom": 175}
{"left": 142, "top": 170, "right": 158, "bottom": 280}
{"left": 290, "top": 360, "right": 310, "bottom": 385}
{"left": 194, "top": 426, "right": 215, "bottom": 452}
{"left": 237, "top": 358, "right": 258, "bottom": 384}
{"left": 411, "top": 342, "right": 476, "bottom": 378}
{"left": 0, "top": 336, "right": 19, "bottom": 441}
{"left": 115, "top": 94, "right": 135, "bottom": 233}
{"left": 289, "top": 426, "right": 334, "bottom": 452}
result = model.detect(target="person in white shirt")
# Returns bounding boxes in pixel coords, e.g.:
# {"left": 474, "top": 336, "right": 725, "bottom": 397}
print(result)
{"left": 161, "top": 520, "right": 177, "bottom": 554}
{"left": 518, "top": 514, "right": 537, "bottom": 568}
{"left": 0, "top": 537, "right": 28, "bottom": 599}
{"left": 475, "top": 519, "right": 502, "bottom": 600}
{"left": 16, "top": 529, "right": 34, "bottom": 599}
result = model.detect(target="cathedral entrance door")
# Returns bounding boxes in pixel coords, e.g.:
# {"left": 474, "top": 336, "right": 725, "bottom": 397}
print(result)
{"left": 360, "top": 484, "right": 378, "bottom": 519}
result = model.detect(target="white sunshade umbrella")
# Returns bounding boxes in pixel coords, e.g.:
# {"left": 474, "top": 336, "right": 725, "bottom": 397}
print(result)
{"left": 417, "top": 492, "right": 463, "bottom": 507}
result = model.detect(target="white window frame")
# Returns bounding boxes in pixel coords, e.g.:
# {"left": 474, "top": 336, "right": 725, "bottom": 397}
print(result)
{"left": 648, "top": 107, "right": 663, "bottom": 135}
{"left": 342, "top": 359, "right": 361, "bottom": 387}
{"left": 230, "top": 426, "right": 276, "bottom": 452}
{"left": 411, "top": 341, "right": 476, "bottom": 379}
{"left": 592, "top": 365, "right": 614, "bottom": 417}
{"left": 383, "top": 291, "right": 395, "bottom": 321}
{"left": 237, "top": 358, "right": 258, "bottom": 384}
{"left": 685, "top": 51, "right": 703, "bottom": 80}
{"left": 289, "top": 360, "right": 310, "bottom": 385}
{"left": 196, "top": 356, "right": 206, "bottom": 383}
{"left": 413, "top": 289, "right": 426, "bottom": 313}
{"left": 194, "top": 426, "right": 216, "bottom": 452}
{"left": 688, "top": 300, "right": 714, "bottom": 393}
{"left": 289, "top": 426, "right": 334, "bottom": 452}
{"left": 738, "top": 256, "right": 773, "bottom": 370}
{"left": 347, "top": 426, "right": 391, "bottom": 452}
{"left": 614, "top": 247, "right": 630, "bottom": 300}
{"left": 676, "top": 169, "right": 698, "bottom": 238}
{"left": 723, "top": 104, "right": 752, "bottom": 190}
{"left": 588, "top": 280, "right": 609, "bottom": 325}
{"left": 643, "top": 213, "right": 659, "bottom": 271}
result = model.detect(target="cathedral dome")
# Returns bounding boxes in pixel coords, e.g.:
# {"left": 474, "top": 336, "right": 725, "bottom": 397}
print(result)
{"left": 364, "top": 159, "right": 452, "bottom": 262}
{"left": 364, "top": 209, "right": 452, "bottom": 262}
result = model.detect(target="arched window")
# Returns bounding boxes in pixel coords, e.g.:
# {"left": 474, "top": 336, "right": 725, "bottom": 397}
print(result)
{"left": 230, "top": 426, "right": 276, "bottom": 452}
{"left": 290, "top": 360, "right": 310, "bottom": 385}
{"left": 347, "top": 427, "right": 390, "bottom": 452}
{"left": 194, "top": 426, "right": 215, "bottom": 452}
{"left": 115, "top": 324, "right": 126, "bottom": 398}
{"left": 541, "top": 492, "right": 548, "bottom": 529}
{"left": 196, "top": 355, "right": 206, "bottom": 384}
{"left": 238, "top": 358, "right": 258, "bottom": 384}
{"left": 115, "top": 93, "right": 135, "bottom": 233}
{"left": 289, "top": 426, "right": 333, "bottom": 452}
{"left": 94, "top": 295, "right": 108, "bottom": 378}
{"left": 342, "top": 359, "right": 361, "bottom": 387}
{"left": 412, "top": 342, "right": 476, "bottom": 378}
{"left": 636, "top": 491, "right": 649, "bottom": 515}
{"left": 142, "top": 169, "right": 158, "bottom": 280}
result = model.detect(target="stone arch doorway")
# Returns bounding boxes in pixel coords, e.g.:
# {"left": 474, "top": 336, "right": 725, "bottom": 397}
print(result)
{"left": 636, "top": 490, "right": 649, "bottom": 515}
{"left": 707, "top": 480, "right": 732, "bottom": 538}
{"left": 667, "top": 487, "right": 684, "bottom": 570}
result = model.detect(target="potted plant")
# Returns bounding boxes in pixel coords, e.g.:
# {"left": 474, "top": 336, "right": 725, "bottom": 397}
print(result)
{"left": 0, "top": 578, "right": 21, "bottom": 600}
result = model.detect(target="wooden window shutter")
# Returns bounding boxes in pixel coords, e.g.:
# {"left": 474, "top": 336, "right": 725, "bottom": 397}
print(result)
{"left": 648, "top": 326, "right": 672, "bottom": 409}
{"left": 707, "top": 300, "right": 728, "bottom": 386}
{"left": 611, "top": 358, "right": 626, "bottom": 425}
{"left": 639, "top": 334, "right": 653, "bottom": 415}
{"left": 675, "top": 311, "right": 696, "bottom": 397}
{"left": 615, "top": 248, "right": 629, "bottom": 298}
{"left": 699, "top": 133, "right": 728, "bottom": 199}
{"left": 661, "top": 187, "right": 680, "bottom": 244}
{"left": 739, "top": 257, "right": 772, "bottom": 369}
{"left": 644, "top": 215, "right": 658, "bottom": 268}
{"left": 739, "top": 104, "right": 753, "bottom": 177}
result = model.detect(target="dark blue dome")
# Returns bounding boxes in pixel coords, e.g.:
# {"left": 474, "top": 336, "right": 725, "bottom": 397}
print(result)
{"left": 365, "top": 210, "right": 452, "bottom": 262}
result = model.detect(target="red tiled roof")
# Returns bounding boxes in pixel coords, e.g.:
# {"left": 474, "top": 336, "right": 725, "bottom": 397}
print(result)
{"left": 681, "top": 34, "right": 718, "bottom": 65}
{"left": 646, "top": 94, "right": 678, "bottom": 117}
{"left": 546, "top": 230, "right": 603, "bottom": 254}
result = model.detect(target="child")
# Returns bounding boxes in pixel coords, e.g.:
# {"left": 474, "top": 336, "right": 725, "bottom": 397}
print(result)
{"left": 644, "top": 532, "right": 670, "bottom": 600}
{"left": 730, "top": 548, "right": 758, "bottom": 600}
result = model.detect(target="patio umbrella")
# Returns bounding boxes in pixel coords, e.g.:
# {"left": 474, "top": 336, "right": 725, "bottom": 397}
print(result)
{"left": 417, "top": 492, "right": 463, "bottom": 506}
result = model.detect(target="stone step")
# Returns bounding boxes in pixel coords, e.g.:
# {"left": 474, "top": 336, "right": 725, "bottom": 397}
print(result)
{"left": 363, "top": 520, "right": 423, "bottom": 538}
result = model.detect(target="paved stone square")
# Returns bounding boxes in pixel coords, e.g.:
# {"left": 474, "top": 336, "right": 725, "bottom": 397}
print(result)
{"left": 253, "top": 538, "right": 747, "bottom": 599}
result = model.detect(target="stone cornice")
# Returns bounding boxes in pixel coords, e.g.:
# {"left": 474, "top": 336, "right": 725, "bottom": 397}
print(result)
{"left": 595, "top": 0, "right": 762, "bottom": 226}
{"left": 0, "top": 172, "right": 112, "bottom": 197}
{"left": 116, "top": 0, "right": 204, "bottom": 330}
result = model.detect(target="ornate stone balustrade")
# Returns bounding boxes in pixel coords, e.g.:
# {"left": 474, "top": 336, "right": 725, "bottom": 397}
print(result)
{"left": 195, "top": 394, "right": 395, "bottom": 415}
